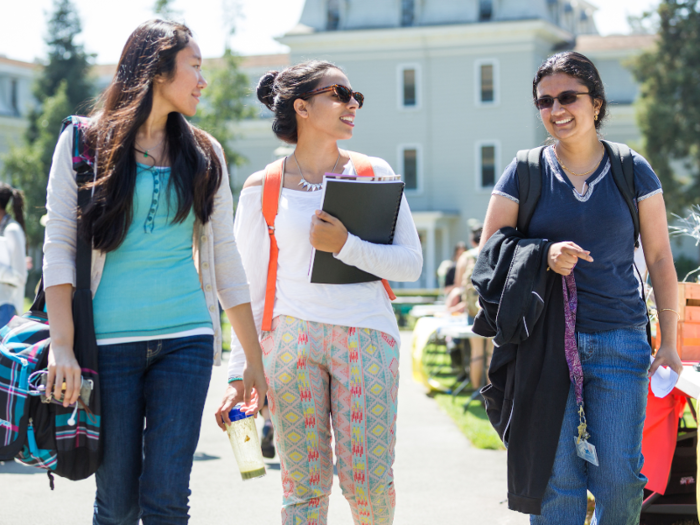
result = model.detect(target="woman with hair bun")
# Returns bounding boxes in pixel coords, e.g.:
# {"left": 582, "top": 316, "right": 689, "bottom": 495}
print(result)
{"left": 0, "top": 182, "right": 27, "bottom": 326}
{"left": 481, "top": 51, "right": 681, "bottom": 524}
{"left": 215, "top": 60, "right": 423, "bottom": 524}
{"left": 43, "top": 19, "right": 266, "bottom": 523}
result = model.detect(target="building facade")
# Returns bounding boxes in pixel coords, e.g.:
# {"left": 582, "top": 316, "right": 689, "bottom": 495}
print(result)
{"left": 0, "top": 56, "right": 36, "bottom": 175}
{"left": 232, "top": 0, "right": 663, "bottom": 288}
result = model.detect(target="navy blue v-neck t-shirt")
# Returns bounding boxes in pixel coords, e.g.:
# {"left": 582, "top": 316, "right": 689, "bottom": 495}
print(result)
{"left": 492, "top": 145, "right": 662, "bottom": 333}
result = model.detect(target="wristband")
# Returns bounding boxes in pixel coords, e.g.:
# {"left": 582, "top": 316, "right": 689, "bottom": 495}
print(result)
{"left": 228, "top": 377, "right": 243, "bottom": 384}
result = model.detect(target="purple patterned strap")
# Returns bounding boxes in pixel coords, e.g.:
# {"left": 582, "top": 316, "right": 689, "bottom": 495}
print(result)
{"left": 562, "top": 274, "right": 584, "bottom": 407}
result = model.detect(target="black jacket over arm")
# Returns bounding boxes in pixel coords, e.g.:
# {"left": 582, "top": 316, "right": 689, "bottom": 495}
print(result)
{"left": 472, "top": 227, "right": 571, "bottom": 515}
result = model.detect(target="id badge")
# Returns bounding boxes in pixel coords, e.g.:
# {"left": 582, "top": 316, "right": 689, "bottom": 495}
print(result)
{"left": 575, "top": 437, "right": 599, "bottom": 467}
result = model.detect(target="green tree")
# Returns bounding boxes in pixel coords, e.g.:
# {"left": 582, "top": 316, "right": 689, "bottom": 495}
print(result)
{"left": 4, "top": 82, "right": 71, "bottom": 249}
{"left": 2, "top": 0, "right": 93, "bottom": 255}
{"left": 191, "top": 49, "right": 254, "bottom": 171}
{"left": 632, "top": 0, "right": 700, "bottom": 214}
{"left": 153, "top": 0, "right": 182, "bottom": 19}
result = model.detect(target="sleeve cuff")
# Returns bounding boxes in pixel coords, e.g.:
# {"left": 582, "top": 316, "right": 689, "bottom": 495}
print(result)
{"left": 333, "top": 232, "right": 360, "bottom": 262}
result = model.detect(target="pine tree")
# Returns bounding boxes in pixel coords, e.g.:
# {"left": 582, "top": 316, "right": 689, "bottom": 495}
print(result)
{"left": 1, "top": 0, "right": 93, "bottom": 274}
{"left": 632, "top": 0, "right": 700, "bottom": 214}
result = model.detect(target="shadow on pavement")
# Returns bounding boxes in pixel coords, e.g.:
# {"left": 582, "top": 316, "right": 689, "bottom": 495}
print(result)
{"left": 0, "top": 460, "right": 42, "bottom": 474}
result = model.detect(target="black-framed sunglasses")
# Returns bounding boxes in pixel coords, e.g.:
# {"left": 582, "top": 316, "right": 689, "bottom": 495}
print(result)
{"left": 534, "top": 91, "right": 590, "bottom": 110}
{"left": 300, "top": 84, "right": 364, "bottom": 108}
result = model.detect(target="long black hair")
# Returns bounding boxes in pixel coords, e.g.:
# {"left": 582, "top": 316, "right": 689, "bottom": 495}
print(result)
{"left": 533, "top": 51, "right": 608, "bottom": 130}
{"left": 0, "top": 183, "right": 25, "bottom": 232}
{"left": 82, "top": 19, "right": 223, "bottom": 252}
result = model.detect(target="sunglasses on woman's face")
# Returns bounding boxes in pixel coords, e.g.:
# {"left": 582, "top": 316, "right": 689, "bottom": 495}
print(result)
{"left": 534, "top": 91, "right": 590, "bottom": 110}
{"left": 300, "top": 84, "right": 364, "bottom": 108}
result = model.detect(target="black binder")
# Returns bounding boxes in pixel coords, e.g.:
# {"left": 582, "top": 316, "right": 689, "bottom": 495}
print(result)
{"left": 309, "top": 178, "right": 405, "bottom": 284}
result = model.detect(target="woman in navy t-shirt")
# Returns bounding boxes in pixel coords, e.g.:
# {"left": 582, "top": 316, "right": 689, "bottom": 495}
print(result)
{"left": 482, "top": 51, "right": 682, "bottom": 524}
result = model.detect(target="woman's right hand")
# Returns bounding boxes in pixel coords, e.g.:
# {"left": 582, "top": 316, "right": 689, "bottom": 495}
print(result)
{"left": 46, "top": 344, "right": 81, "bottom": 407}
{"left": 215, "top": 381, "right": 244, "bottom": 431}
{"left": 547, "top": 241, "right": 594, "bottom": 276}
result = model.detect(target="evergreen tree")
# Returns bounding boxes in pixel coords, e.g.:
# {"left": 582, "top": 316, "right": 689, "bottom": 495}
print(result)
{"left": 153, "top": 0, "right": 182, "bottom": 19}
{"left": 632, "top": 0, "right": 700, "bottom": 214}
{"left": 191, "top": 48, "right": 254, "bottom": 173}
{"left": 2, "top": 0, "right": 93, "bottom": 256}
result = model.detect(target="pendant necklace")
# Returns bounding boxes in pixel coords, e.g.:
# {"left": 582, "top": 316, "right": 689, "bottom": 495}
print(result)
{"left": 136, "top": 135, "right": 166, "bottom": 159}
{"left": 553, "top": 144, "right": 604, "bottom": 177}
{"left": 294, "top": 151, "right": 340, "bottom": 191}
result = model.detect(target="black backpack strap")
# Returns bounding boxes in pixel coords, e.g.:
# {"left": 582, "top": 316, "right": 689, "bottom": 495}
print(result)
{"left": 515, "top": 146, "right": 545, "bottom": 235}
{"left": 601, "top": 140, "right": 639, "bottom": 248}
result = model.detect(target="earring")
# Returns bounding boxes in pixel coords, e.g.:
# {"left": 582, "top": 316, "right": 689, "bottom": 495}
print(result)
{"left": 594, "top": 113, "right": 599, "bottom": 121}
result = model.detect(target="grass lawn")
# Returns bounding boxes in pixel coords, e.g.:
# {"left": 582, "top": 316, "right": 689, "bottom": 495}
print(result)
{"left": 432, "top": 391, "right": 504, "bottom": 450}
{"left": 418, "top": 339, "right": 503, "bottom": 449}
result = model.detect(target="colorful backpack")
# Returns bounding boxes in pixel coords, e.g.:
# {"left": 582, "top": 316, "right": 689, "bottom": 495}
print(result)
{"left": 260, "top": 151, "right": 396, "bottom": 331}
{"left": 0, "top": 116, "right": 101, "bottom": 488}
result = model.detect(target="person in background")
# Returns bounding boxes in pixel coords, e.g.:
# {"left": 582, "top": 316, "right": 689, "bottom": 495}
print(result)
{"left": 0, "top": 182, "right": 27, "bottom": 326}
{"left": 437, "top": 241, "right": 466, "bottom": 295}
{"left": 447, "top": 225, "right": 492, "bottom": 388}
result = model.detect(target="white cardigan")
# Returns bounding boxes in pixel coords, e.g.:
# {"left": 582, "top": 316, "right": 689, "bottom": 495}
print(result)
{"left": 227, "top": 156, "right": 423, "bottom": 380}
{"left": 43, "top": 125, "right": 250, "bottom": 365}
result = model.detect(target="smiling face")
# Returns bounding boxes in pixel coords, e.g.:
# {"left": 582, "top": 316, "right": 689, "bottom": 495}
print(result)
{"left": 294, "top": 69, "right": 359, "bottom": 141}
{"left": 536, "top": 72, "right": 601, "bottom": 143}
{"left": 154, "top": 40, "right": 207, "bottom": 117}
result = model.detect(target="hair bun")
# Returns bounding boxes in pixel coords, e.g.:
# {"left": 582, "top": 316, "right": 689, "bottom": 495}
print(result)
{"left": 257, "top": 71, "right": 279, "bottom": 110}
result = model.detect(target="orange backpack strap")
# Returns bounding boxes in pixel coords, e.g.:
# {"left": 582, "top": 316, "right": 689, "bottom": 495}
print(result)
{"left": 346, "top": 151, "right": 397, "bottom": 301}
{"left": 261, "top": 158, "right": 284, "bottom": 331}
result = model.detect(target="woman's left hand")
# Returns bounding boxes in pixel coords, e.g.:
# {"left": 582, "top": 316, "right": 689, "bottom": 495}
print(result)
{"left": 310, "top": 210, "right": 348, "bottom": 253}
{"left": 649, "top": 343, "right": 683, "bottom": 379}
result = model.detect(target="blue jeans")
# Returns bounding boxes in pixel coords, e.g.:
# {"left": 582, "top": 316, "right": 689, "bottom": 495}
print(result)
{"left": 531, "top": 326, "right": 651, "bottom": 525}
{"left": 0, "top": 303, "right": 16, "bottom": 327}
{"left": 93, "top": 335, "right": 214, "bottom": 525}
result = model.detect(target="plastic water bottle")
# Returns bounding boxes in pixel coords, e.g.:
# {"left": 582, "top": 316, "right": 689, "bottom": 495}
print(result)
{"left": 226, "top": 405, "right": 266, "bottom": 481}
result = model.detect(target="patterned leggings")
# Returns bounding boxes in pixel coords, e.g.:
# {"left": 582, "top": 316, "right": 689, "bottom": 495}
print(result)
{"left": 261, "top": 315, "right": 400, "bottom": 525}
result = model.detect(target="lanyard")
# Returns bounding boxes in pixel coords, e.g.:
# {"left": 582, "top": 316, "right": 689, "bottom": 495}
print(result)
{"left": 562, "top": 274, "right": 589, "bottom": 443}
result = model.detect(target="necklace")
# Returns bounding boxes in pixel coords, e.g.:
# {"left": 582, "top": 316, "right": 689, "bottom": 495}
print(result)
{"left": 553, "top": 144, "right": 604, "bottom": 177}
{"left": 136, "top": 134, "right": 166, "bottom": 159}
{"left": 293, "top": 150, "right": 341, "bottom": 191}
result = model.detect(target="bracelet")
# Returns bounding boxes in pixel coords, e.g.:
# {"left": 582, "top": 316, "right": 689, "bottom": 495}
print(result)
{"left": 228, "top": 377, "right": 243, "bottom": 384}
{"left": 658, "top": 308, "right": 680, "bottom": 318}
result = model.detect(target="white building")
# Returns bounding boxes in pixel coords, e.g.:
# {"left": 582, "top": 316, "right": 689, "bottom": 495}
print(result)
{"left": 0, "top": 56, "right": 36, "bottom": 175}
{"left": 232, "top": 0, "right": 662, "bottom": 288}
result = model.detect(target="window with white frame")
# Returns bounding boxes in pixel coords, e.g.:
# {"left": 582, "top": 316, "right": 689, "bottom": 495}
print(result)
{"left": 397, "top": 64, "right": 420, "bottom": 109}
{"left": 327, "top": 0, "right": 340, "bottom": 30}
{"left": 479, "top": 0, "right": 493, "bottom": 20}
{"left": 477, "top": 142, "right": 499, "bottom": 188}
{"left": 401, "top": 0, "right": 415, "bottom": 26}
{"left": 475, "top": 59, "right": 499, "bottom": 106}
{"left": 399, "top": 145, "right": 420, "bottom": 191}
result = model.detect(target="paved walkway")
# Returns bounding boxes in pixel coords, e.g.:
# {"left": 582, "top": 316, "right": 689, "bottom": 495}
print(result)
{"left": 0, "top": 332, "right": 528, "bottom": 524}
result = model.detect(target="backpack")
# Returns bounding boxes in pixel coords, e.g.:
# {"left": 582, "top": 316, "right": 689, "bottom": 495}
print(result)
{"left": 260, "top": 151, "right": 396, "bottom": 331}
{"left": 515, "top": 140, "right": 652, "bottom": 343}
{"left": 0, "top": 115, "right": 101, "bottom": 488}
{"left": 515, "top": 140, "right": 639, "bottom": 246}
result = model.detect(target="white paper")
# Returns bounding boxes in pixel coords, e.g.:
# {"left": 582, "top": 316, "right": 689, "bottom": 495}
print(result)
{"left": 649, "top": 356, "right": 680, "bottom": 398}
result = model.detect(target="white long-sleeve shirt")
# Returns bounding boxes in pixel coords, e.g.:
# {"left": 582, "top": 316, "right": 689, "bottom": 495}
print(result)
{"left": 227, "top": 156, "right": 423, "bottom": 379}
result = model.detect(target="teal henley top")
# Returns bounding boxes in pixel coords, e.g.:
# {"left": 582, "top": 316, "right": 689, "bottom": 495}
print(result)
{"left": 92, "top": 163, "right": 212, "bottom": 341}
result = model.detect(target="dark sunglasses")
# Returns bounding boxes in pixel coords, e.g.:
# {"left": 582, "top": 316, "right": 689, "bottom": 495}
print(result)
{"left": 300, "top": 84, "right": 364, "bottom": 108}
{"left": 534, "top": 91, "right": 590, "bottom": 110}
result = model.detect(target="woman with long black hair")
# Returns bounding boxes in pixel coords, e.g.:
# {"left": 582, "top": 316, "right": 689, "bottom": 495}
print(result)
{"left": 0, "top": 182, "right": 26, "bottom": 326}
{"left": 43, "top": 20, "right": 266, "bottom": 524}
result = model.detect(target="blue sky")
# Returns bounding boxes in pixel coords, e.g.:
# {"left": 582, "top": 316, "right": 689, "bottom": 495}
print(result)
{"left": 3, "top": 0, "right": 658, "bottom": 64}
